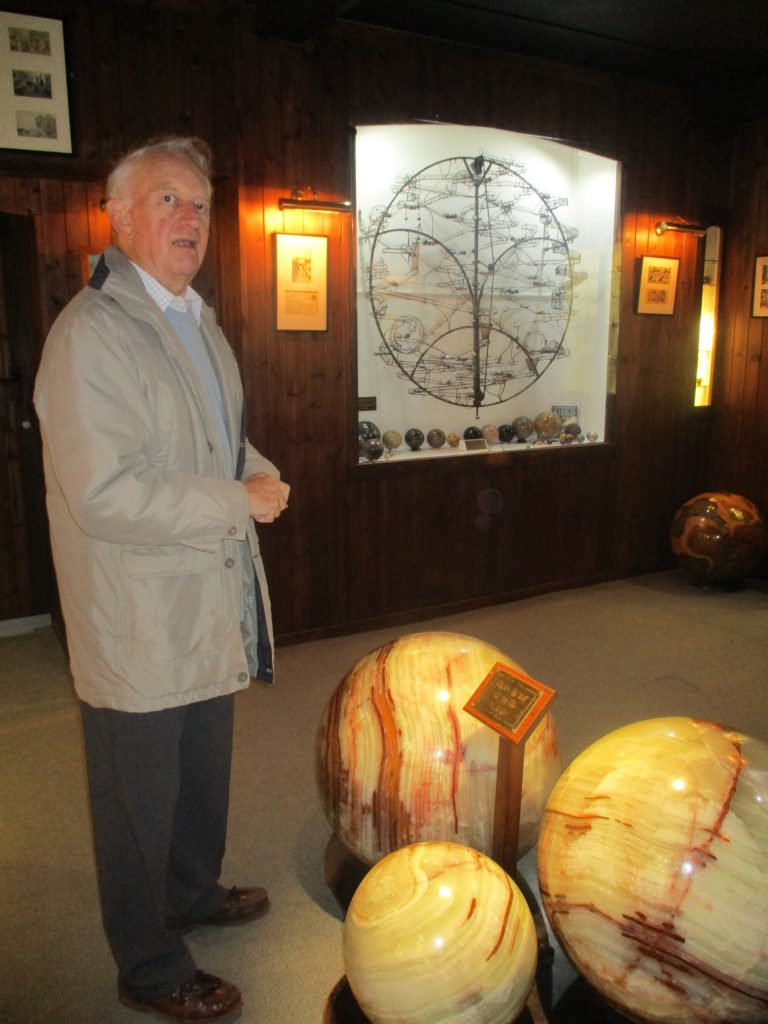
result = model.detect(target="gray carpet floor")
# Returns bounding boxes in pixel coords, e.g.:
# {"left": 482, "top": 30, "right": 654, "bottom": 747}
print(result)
{"left": 1, "top": 569, "right": 766, "bottom": 1023}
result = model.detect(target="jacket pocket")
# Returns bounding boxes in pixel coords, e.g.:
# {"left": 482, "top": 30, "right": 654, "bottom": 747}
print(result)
{"left": 121, "top": 545, "right": 228, "bottom": 664}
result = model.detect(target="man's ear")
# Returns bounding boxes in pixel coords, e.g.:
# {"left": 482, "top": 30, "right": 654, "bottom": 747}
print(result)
{"left": 106, "top": 197, "right": 132, "bottom": 238}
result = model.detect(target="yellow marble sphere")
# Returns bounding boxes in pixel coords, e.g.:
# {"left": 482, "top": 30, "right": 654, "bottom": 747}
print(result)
{"left": 315, "top": 631, "right": 561, "bottom": 865}
{"left": 538, "top": 717, "right": 768, "bottom": 1024}
{"left": 343, "top": 841, "right": 537, "bottom": 1024}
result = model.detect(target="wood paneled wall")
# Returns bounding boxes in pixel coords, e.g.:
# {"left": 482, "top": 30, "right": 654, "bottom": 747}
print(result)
{"left": 235, "top": 23, "right": 736, "bottom": 641}
{"left": 711, "top": 123, "right": 768, "bottom": 499}
{"left": 1, "top": 1, "right": 763, "bottom": 645}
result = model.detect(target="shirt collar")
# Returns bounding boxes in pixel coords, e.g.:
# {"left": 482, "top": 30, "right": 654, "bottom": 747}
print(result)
{"left": 132, "top": 261, "right": 203, "bottom": 324}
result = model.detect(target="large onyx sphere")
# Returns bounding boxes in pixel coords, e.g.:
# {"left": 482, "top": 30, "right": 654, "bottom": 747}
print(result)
{"left": 343, "top": 841, "right": 537, "bottom": 1024}
{"left": 538, "top": 717, "right": 768, "bottom": 1024}
{"left": 670, "top": 491, "right": 767, "bottom": 586}
{"left": 315, "top": 631, "right": 561, "bottom": 866}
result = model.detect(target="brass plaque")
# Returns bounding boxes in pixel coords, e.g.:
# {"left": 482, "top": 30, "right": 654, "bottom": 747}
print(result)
{"left": 464, "top": 662, "right": 556, "bottom": 745}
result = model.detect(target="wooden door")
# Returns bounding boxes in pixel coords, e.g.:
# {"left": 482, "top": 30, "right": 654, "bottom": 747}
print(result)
{"left": 0, "top": 212, "right": 55, "bottom": 622}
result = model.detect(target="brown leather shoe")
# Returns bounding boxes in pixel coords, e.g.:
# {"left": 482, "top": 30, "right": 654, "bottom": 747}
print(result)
{"left": 202, "top": 885, "right": 269, "bottom": 925}
{"left": 119, "top": 970, "right": 242, "bottom": 1022}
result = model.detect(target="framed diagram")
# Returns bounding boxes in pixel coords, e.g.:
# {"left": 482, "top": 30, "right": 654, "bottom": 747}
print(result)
{"left": 274, "top": 233, "right": 328, "bottom": 332}
{"left": 0, "top": 11, "right": 72, "bottom": 153}
{"left": 637, "top": 255, "right": 679, "bottom": 315}
{"left": 751, "top": 256, "right": 768, "bottom": 317}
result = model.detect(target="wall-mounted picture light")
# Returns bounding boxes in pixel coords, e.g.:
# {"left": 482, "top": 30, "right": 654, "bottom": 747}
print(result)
{"left": 278, "top": 189, "right": 352, "bottom": 213}
{"left": 655, "top": 220, "right": 708, "bottom": 237}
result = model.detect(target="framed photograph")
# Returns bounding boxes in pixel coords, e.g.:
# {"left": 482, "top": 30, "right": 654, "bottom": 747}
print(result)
{"left": 752, "top": 256, "right": 768, "bottom": 317}
{"left": 636, "top": 255, "right": 679, "bottom": 315}
{"left": 274, "top": 233, "right": 328, "bottom": 332}
{"left": 0, "top": 11, "right": 71, "bottom": 153}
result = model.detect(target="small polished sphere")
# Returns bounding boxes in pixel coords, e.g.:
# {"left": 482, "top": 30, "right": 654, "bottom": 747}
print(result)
{"left": 426, "top": 428, "right": 446, "bottom": 449}
{"left": 498, "top": 423, "right": 515, "bottom": 443}
{"left": 463, "top": 426, "right": 482, "bottom": 440}
{"left": 343, "top": 841, "right": 537, "bottom": 1024}
{"left": 512, "top": 416, "right": 534, "bottom": 440}
{"left": 558, "top": 432, "right": 574, "bottom": 445}
{"left": 563, "top": 420, "right": 581, "bottom": 437}
{"left": 404, "top": 428, "right": 425, "bottom": 450}
{"left": 671, "top": 492, "right": 767, "bottom": 586}
{"left": 481, "top": 424, "right": 499, "bottom": 444}
{"left": 538, "top": 717, "right": 768, "bottom": 1024}
{"left": 381, "top": 429, "right": 402, "bottom": 453}
{"left": 358, "top": 420, "right": 380, "bottom": 442}
{"left": 363, "top": 438, "right": 385, "bottom": 461}
{"left": 446, "top": 432, "right": 461, "bottom": 447}
{"left": 316, "top": 631, "right": 561, "bottom": 866}
{"left": 586, "top": 430, "right": 599, "bottom": 442}
{"left": 534, "top": 411, "right": 562, "bottom": 438}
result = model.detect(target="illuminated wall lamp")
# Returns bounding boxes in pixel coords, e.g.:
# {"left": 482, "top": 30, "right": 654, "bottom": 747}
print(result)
{"left": 655, "top": 220, "right": 708, "bottom": 237}
{"left": 279, "top": 189, "right": 351, "bottom": 213}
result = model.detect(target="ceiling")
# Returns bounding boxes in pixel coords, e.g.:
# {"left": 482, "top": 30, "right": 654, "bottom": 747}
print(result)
{"left": 248, "top": 0, "right": 767, "bottom": 120}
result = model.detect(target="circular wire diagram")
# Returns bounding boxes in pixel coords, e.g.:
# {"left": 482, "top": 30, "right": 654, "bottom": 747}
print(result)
{"left": 361, "top": 153, "right": 584, "bottom": 412}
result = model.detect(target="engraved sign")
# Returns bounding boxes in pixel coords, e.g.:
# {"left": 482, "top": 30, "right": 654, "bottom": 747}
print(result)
{"left": 464, "top": 662, "right": 556, "bottom": 745}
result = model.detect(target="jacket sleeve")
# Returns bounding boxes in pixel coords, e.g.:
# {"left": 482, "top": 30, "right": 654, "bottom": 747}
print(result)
{"left": 34, "top": 303, "right": 251, "bottom": 548}
{"left": 241, "top": 438, "right": 280, "bottom": 481}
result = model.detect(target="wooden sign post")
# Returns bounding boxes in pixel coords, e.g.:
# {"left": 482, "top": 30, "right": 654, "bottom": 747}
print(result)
{"left": 493, "top": 736, "right": 525, "bottom": 878}
{"left": 464, "top": 662, "right": 556, "bottom": 878}
{"left": 465, "top": 662, "right": 558, "bottom": 1022}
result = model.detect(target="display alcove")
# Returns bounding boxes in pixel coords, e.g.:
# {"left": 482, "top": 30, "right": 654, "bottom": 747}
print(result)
{"left": 355, "top": 123, "right": 619, "bottom": 459}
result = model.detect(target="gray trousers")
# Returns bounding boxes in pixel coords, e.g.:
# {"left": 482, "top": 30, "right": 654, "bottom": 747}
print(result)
{"left": 80, "top": 694, "right": 234, "bottom": 999}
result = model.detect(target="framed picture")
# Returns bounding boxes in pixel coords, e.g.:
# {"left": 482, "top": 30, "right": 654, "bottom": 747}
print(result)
{"left": 636, "top": 255, "right": 679, "bottom": 315}
{"left": 274, "top": 232, "right": 328, "bottom": 332}
{"left": 752, "top": 256, "right": 768, "bottom": 317}
{"left": 0, "top": 11, "right": 71, "bottom": 153}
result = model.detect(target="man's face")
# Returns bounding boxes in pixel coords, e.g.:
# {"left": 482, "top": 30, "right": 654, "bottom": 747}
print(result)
{"left": 108, "top": 153, "right": 211, "bottom": 295}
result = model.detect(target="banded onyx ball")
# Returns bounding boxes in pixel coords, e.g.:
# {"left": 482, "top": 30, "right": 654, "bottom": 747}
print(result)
{"left": 538, "top": 717, "right": 768, "bottom": 1024}
{"left": 316, "top": 631, "right": 561, "bottom": 866}
{"left": 343, "top": 841, "right": 537, "bottom": 1024}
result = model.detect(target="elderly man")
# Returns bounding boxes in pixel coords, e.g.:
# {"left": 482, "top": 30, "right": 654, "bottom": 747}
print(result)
{"left": 34, "top": 136, "right": 289, "bottom": 1023}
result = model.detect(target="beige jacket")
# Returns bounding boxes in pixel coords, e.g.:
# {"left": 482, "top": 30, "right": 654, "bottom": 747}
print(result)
{"left": 34, "top": 246, "right": 278, "bottom": 712}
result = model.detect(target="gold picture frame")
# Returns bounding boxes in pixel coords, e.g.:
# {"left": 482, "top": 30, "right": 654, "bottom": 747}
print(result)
{"left": 636, "top": 255, "right": 679, "bottom": 315}
{"left": 0, "top": 11, "right": 72, "bottom": 153}
{"left": 274, "top": 232, "right": 328, "bottom": 332}
{"left": 751, "top": 256, "right": 768, "bottom": 317}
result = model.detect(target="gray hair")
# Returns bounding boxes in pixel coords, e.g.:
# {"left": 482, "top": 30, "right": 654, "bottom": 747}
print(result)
{"left": 106, "top": 136, "right": 213, "bottom": 200}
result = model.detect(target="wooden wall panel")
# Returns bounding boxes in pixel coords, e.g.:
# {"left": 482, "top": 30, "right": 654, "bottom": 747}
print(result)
{"left": 235, "top": 23, "right": 737, "bottom": 639}
{"left": 711, "top": 123, "right": 768, "bottom": 513}
{"left": 2, "top": 3, "right": 761, "bottom": 640}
